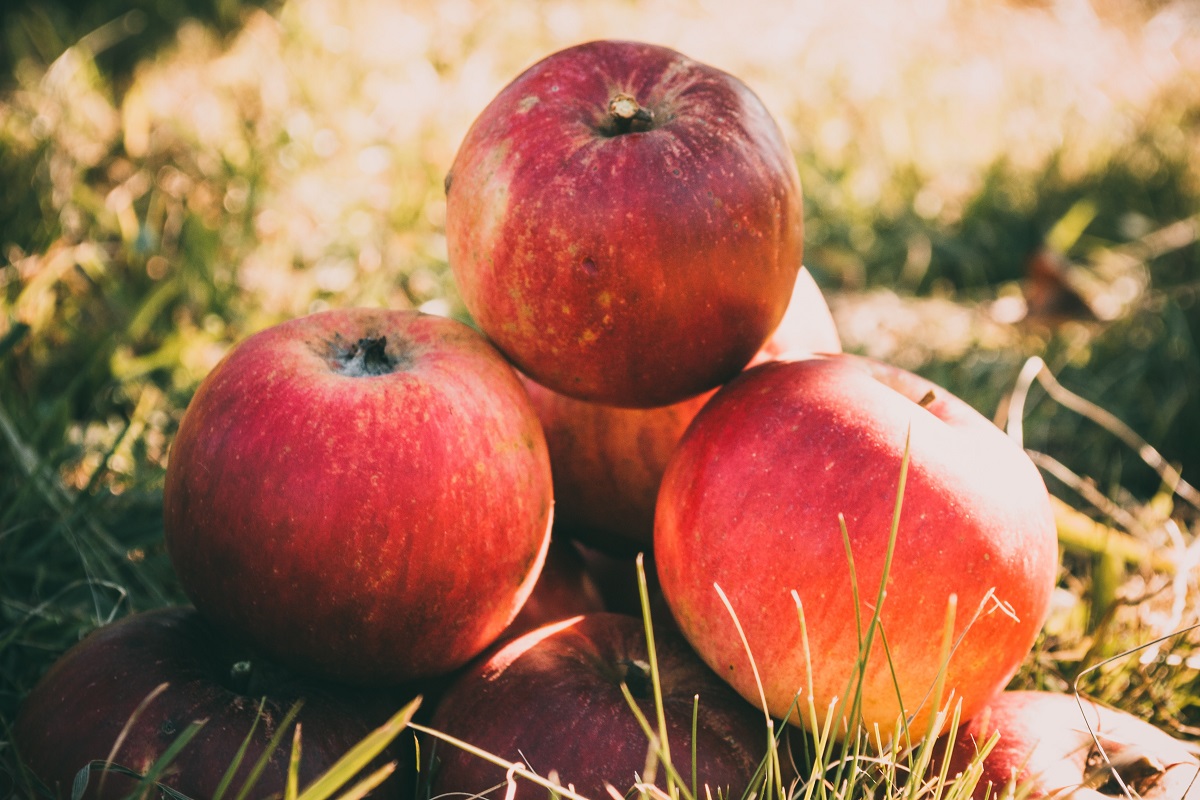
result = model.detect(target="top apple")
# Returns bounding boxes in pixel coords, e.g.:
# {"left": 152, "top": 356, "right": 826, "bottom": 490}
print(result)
{"left": 445, "top": 40, "right": 804, "bottom": 408}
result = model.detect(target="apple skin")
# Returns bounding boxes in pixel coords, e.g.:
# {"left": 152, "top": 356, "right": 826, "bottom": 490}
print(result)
{"left": 12, "top": 607, "right": 411, "bottom": 800}
{"left": 523, "top": 267, "right": 841, "bottom": 554}
{"left": 654, "top": 354, "right": 1059, "bottom": 740}
{"left": 163, "top": 307, "right": 554, "bottom": 686}
{"left": 574, "top": 543, "right": 673, "bottom": 628}
{"left": 940, "top": 690, "right": 1200, "bottom": 799}
{"left": 446, "top": 39, "right": 804, "bottom": 408}
{"left": 424, "top": 613, "right": 771, "bottom": 800}
{"left": 501, "top": 537, "right": 607, "bottom": 642}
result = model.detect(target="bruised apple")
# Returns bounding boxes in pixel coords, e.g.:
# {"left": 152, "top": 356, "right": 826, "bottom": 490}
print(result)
{"left": 163, "top": 308, "right": 553, "bottom": 685}
{"left": 446, "top": 39, "right": 804, "bottom": 408}
{"left": 940, "top": 690, "right": 1200, "bottom": 798}
{"left": 655, "top": 354, "right": 1059, "bottom": 739}
{"left": 525, "top": 267, "right": 841, "bottom": 553}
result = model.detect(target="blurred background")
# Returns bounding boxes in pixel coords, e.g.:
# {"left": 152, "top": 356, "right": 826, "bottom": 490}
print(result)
{"left": 2, "top": 0, "right": 1200, "bottom": 782}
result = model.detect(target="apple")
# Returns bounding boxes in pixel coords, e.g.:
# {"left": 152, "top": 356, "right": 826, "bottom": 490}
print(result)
{"left": 574, "top": 544, "right": 672, "bottom": 626}
{"left": 12, "top": 607, "right": 411, "bottom": 800}
{"left": 424, "top": 613, "right": 772, "bottom": 800}
{"left": 939, "top": 690, "right": 1200, "bottom": 798}
{"left": 445, "top": 39, "right": 805, "bottom": 408}
{"left": 524, "top": 267, "right": 840, "bottom": 554}
{"left": 501, "top": 537, "right": 607, "bottom": 642}
{"left": 654, "top": 354, "right": 1059, "bottom": 740}
{"left": 163, "top": 307, "right": 554, "bottom": 686}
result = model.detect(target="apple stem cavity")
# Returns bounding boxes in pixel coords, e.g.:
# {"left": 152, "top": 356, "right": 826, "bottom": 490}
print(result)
{"left": 331, "top": 336, "right": 404, "bottom": 377}
{"left": 617, "top": 657, "right": 653, "bottom": 699}
{"left": 604, "top": 93, "right": 655, "bottom": 135}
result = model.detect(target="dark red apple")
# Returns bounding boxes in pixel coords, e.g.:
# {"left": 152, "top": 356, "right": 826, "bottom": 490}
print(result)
{"left": 424, "top": 613, "right": 772, "bottom": 800}
{"left": 12, "top": 607, "right": 412, "bottom": 800}
{"left": 501, "top": 537, "right": 607, "bottom": 642}
{"left": 163, "top": 308, "right": 553, "bottom": 685}
{"left": 446, "top": 39, "right": 805, "bottom": 408}
{"left": 654, "top": 354, "right": 1059, "bottom": 739}
{"left": 574, "top": 544, "right": 670, "bottom": 625}
{"left": 524, "top": 266, "right": 841, "bottom": 554}
{"left": 940, "top": 690, "right": 1200, "bottom": 798}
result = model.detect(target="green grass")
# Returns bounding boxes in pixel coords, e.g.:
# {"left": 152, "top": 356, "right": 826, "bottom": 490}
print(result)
{"left": 3, "top": 0, "right": 1200, "bottom": 796}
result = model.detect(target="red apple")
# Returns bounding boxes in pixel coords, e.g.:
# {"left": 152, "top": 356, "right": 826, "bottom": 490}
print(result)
{"left": 501, "top": 537, "right": 607, "bottom": 642}
{"left": 424, "top": 613, "right": 773, "bottom": 800}
{"left": 654, "top": 354, "right": 1059, "bottom": 739}
{"left": 524, "top": 267, "right": 841, "bottom": 554}
{"left": 163, "top": 308, "right": 553, "bottom": 685}
{"left": 940, "top": 690, "right": 1200, "bottom": 798}
{"left": 446, "top": 39, "right": 805, "bottom": 408}
{"left": 574, "top": 544, "right": 672, "bottom": 626}
{"left": 12, "top": 607, "right": 411, "bottom": 800}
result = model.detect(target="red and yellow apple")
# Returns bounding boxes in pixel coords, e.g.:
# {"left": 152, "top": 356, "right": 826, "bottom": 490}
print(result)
{"left": 424, "top": 613, "right": 771, "bottom": 800}
{"left": 163, "top": 308, "right": 553, "bottom": 685}
{"left": 524, "top": 267, "right": 841, "bottom": 553}
{"left": 941, "top": 690, "right": 1200, "bottom": 798}
{"left": 13, "top": 607, "right": 410, "bottom": 800}
{"left": 446, "top": 39, "right": 805, "bottom": 408}
{"left": 654, "top": 354, "right": 1059, "bottom": 739}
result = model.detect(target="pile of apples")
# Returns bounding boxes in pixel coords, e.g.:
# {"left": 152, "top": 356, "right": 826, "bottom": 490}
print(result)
{"left": 14, "top": 39, "right": 1199, "bottom": 800}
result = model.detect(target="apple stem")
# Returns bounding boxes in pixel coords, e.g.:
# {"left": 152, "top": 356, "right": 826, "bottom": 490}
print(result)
{"left": 229, "top": 659, "right": 255, "bottom": 694}
{"left": 606, "top": 93, "right": 654, "bottom": 135}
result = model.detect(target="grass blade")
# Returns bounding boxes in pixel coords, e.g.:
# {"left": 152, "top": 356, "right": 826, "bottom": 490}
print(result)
{"left": 92, "top": 681, "right": 168, "bottom": 800}
{"left": 233, "top": 699, "right": 305, "bottom": 800}
{"left": 285, "top": 724, "right": 303, "bottom": 800}
{"left": 690, "top": 695, "right": 699, "bottom": 800}
{"left": 295, "top": 696, "right": 420, "bottom": 800}
{"left": 635, "top": 553, "right": 675, "bottom": 799}
{"left": 327, "top": 762, "right": 396, "bottom": 800}
{"left": 212, "top": 697, "right": 267, "bottom": 800}
{"left": 618, "top": 682, "right": 697, "bottom": 800}
{"left": 409, "top": 722, "right": 593, "bottom": 800}
{"left": 72, "top": 761, "right": 196, "bottom": 800}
